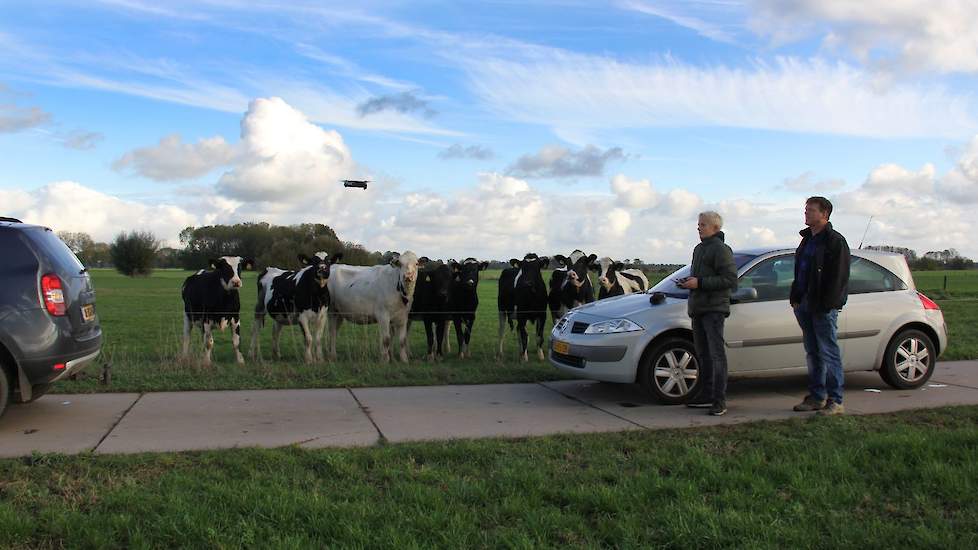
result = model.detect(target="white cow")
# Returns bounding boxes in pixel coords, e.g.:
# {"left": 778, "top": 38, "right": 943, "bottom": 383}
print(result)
{"left": 594, "top": 257, "right": 650, "bottom": 299}
{"left": 326, "top": 251, "right": 421, "bottom": 363}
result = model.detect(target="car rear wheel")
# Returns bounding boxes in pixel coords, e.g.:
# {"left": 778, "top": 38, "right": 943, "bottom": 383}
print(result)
{"left": 638, "top": 337, "right": 700, "bottom": 405}
{"left": 880, "top": 329, "right": 936, "bottom": 390}
{"left": 0, "top": 361, "right": 12, "bottom": 418}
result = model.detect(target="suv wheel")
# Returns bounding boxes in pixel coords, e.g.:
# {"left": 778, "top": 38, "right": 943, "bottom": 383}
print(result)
{"left": 880, "top": 329, "right": 936, "bottom": 389}
{"left": 0, "top": 360, "right": 12, "bottom": 418}
{"left": 638, "top": 337, "right": 700, "bottom": 404}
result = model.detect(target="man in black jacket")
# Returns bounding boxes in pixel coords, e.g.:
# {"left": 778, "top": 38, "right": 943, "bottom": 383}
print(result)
{"left": 789, "top": 196, "right": 850, "bottom": 416}
{"left": 679, "top": 211, "right": 737, "bottom": 416}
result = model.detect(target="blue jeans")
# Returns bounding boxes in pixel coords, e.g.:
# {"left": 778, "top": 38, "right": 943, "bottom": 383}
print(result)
{"left": 692, "top": 312, "right": 727, "bottom": 403}
{"left": 793, "top": 305, "right": 844, "bottom": 404}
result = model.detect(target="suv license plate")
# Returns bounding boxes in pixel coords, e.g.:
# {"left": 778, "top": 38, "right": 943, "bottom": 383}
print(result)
{"left": 552, "top": 340, "right": 570, "bottom": 355}
{"left": 82, "top": 304, "right": 95, "bottom": 322}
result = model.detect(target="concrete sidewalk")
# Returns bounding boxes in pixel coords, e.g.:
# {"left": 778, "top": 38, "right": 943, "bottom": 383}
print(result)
{"left": 2, "top": 361, "right": 976, "bottom": 458}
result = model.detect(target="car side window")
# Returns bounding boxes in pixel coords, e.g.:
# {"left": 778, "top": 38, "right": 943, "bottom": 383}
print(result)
{"left": 738, "top": 256, "right": 795, "bottom": 302}
{"left": 848, "top": 257, "right": 908, "bottom": 294}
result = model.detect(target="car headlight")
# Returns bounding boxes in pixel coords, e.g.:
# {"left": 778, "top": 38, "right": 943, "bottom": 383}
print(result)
{"left": 583, "top": 319, "right": 643, "bottom": 334}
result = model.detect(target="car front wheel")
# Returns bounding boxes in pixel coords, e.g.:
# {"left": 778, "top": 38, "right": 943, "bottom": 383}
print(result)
{"left": 638, "top": 337, "right": 700, "bottom": 404}
{"left": 0, "top": 361, "right": 12, "bottom": 418}
{"left": 880, "top": 329, "right": 936, "bottom": 389}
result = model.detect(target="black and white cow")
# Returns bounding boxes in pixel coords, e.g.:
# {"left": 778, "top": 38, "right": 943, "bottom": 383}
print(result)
{"left": 449, "top": 258, "right": 488, "bottom": 358}
{"left": 181, "top": 256, "right": 254, "bottom": 366}
{"left": 498, "top": 253, "right": 550, "bottom": 361}
{"left": 593, "top": 257, "right": 650, "bottom": 298}
{"left": 326, "top": 251, "right": 421, "bottom": 363}
{"left": 409, "top": 258, "right": 453, "bottom": 361}
{"left": 250, "top": 252, "right": 342, "bottom": 363}
{"left": 551, "top": 249, "right": 597, "bottom": 319}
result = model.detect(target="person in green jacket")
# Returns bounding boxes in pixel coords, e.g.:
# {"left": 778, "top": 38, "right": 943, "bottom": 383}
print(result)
{"left": 679, "top": 211, "right": 738, "bottom": 416}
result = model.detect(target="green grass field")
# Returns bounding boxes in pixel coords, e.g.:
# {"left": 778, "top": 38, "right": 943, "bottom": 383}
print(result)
{"left": 2, "top": 406, "right": 977, "bottom": 548}
{"left": 49, "top": 268, "right": 978, "bottom": 394}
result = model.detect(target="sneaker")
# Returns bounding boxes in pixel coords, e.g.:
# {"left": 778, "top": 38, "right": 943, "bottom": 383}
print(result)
{"left": 793, "top": 395, "right": 827, "bottom": 412}
{"left": 709, "top": 402, "right": 727, "bottom": 416}
{"left": 685, "top": 397, "right": 713, "bottom": 408}
{"left": 817, "top": 402, "right": 845, "bottom": 416}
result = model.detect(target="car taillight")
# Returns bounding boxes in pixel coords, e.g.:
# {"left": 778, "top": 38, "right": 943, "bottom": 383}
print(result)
{"left": 917, "top": 292, "right": 940, "bottom": 311}
{"left": 41, "top": 273, "right": 67, "bottom": 316}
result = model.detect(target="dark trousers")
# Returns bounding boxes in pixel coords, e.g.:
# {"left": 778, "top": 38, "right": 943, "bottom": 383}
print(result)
{"left": 692, "top": 312, "right": 728, "bottom": 403}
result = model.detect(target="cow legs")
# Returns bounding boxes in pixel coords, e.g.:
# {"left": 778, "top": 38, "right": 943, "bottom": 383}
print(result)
{"left": 231, "top": 318, "right": 245, "bottom": 364}
{"left": 463, "top": 316, "right": 475, "bottom": 358}
{"left": 497, "top": 311, "right": 507, "bottom": 358}
{"left": 271, "top": 322, "right": 283, "bottom": 360}
{"left": 423, "top": 319, "right": 435, "bottom": 361}
{"left": 298, "top": 314, "right": 314, "bottom": 364}
{"left": 327, "top": 315, "right": 342, "bottom": 362}
{"left": 453, "top": 317, "right": 465, "bottom": 359}
{"left": 181, "top": 315, "right": 192, "bottom": 360}
{"left": 203, "top": 321, "right": 215, "bottom": 366}
{"left": 517, "top": 318, "right": 530, "bottom": 362}
{"left": 314, "top": 309, "right": 327, "bottom": 362}
{"left": 535, "top": 316, "right": 546, "bottom": 361}
{"left": 395, "top": 317, "right": 410, "bottom": 364}
{"left": 377, "top": 317, "right": 392, "bottom": 363}
{"left": 434, "top": 317, "right": 446, "bottom": 360}
{"left": 249, "top": 313, "right": 264, "bottom": 361}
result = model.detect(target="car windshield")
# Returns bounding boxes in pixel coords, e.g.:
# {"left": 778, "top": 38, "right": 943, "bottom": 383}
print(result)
{"left": 650, "top": 253, "right": 757, "bottom": 298}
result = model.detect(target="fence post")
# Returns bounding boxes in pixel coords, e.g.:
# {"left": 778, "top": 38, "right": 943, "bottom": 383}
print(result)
{"left": 943, "top": 275, "right": 948, "bottom": 291}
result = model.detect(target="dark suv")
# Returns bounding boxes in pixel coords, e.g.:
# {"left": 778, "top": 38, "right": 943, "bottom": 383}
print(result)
{"left": 0, "top": 217, "right": 102, "bottom": 417}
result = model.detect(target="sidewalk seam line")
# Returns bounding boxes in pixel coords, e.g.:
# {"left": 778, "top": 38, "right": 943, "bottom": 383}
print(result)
{"left": 536, "top": 382, "right": 651, "bottom": 430}
{"left": 93, "top": 392, "right": 144, "bottom": 453}
{"left": 347, "top": 387, "right": 387, "bottom": 445}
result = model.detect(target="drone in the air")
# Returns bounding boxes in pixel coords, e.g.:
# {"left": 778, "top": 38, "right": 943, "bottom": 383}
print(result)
{"left": 342, "top": 179, "right": 369, "bottom": 189}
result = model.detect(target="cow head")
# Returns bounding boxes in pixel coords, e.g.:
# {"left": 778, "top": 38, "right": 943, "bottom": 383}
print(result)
{"left": 421, "top": 260, "right": 453, "bottom": 305}
{"left": 391, "top": 250, "right": 420, "bottom": 284}
{"left": 592, "top": 256, "right": 624, "bottom": 290}
{"left": 559, "top": 249, "right": 597, "bottom": 289}
{"left": 299, "top": 252, "right": 343, "bottom": 287}
{"left": 451, "top": 257, "right": 489, "bottom": 289}
{"left": 515, "top": 253, "right": 549, "bottom": 290}
{"left": 209, "top": 256, "right": 254, "bottom": 291}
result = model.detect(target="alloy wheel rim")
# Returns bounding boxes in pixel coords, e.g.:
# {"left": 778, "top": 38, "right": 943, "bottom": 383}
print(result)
{"left": 894, "top": 337, "right": 930, "bottom": 382}
{"left": 653, "top": 349, "right": 698, "bottom": 396}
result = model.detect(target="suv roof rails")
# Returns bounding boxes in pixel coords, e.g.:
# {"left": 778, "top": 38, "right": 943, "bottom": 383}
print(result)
{"left": 0, "top": 216, "right": 24, "bottom": 223}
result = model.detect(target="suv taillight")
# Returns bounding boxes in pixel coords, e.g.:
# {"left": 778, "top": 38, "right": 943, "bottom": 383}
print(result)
{"left": 41, "top": 274, "right": 67, "bottom": 316}
{"left": 917, "top": 292, "right": 940, "bottom": 311}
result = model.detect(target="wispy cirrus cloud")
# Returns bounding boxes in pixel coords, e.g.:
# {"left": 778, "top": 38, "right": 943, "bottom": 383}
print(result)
{"left": 617, "top": 0, "right": 745, "bottom": 43}
{"left": 464, "top": 53, "right": 977, "bottom": 139}
{"left": 438, "top": 143, "right": 494, "bottom": 160}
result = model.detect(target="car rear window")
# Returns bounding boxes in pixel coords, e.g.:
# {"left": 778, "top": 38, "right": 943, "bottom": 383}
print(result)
{"left": 651, "top": 253, "right": 756, "bottom": 298}
{"left": 0, "top": 230, "right": 38, "bottom": 271}
{"left": 25, "top": 228, "right": 86, "bottom": 274}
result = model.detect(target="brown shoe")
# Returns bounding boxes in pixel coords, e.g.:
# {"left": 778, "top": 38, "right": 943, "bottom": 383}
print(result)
{"left": 793, "top": 395, "right": 827, "bottom": 412}
{"left": 817, "top": 402, "right": 845, "bottom": 416}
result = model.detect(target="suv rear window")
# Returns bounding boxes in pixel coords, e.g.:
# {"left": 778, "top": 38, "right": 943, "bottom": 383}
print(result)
{"left": 25, "top": 228, "right": 86, "bottom": 274}
{"left": 0, "top": 230, "right": 37, "bottom": 271}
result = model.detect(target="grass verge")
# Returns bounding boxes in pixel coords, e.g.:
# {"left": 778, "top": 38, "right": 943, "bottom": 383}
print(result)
{"left": 2, "top": 406, "right": 978, "bottom": 548}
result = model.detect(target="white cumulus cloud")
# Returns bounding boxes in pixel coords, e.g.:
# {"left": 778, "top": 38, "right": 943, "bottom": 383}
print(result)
{"left": 114, "top": 134, "right": 236, "bottom": 181}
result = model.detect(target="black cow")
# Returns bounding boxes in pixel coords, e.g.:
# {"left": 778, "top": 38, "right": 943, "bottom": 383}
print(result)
{"left": 449, "top": 258, "right": 489, "bottom": 358}
{"left": 409, "top": 259, "right": 454, "bottom": 360}
{"left": 551, "top": 249, "right": 597, "bottom": 319}
{"left": 547, "top": 258, "right": 568, "bottom": 326}
{"left": 250, "top": 252, "right": 342, "bottom": 363}
{"left": 498, "top": 253, "right": 550, "bottom": 361}
{"left": 181, "top": 256, "right": 254, "bottom": 366}
{"left": 496, "top": 258, "right": 520, "bottom": 358}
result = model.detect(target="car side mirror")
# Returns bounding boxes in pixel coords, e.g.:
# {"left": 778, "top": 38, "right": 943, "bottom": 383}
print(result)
{"left": 730, "top": 287, "right": 758, "bottom": 304}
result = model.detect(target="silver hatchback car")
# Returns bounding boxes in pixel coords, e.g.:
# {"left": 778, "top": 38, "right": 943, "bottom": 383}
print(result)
{"left": 549, "top": 248, "right": 948, "bottom": 404}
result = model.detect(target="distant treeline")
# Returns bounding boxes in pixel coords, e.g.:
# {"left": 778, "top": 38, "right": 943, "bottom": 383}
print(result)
{"left": 863, "top": 245, "right": 975, "bottom": 270}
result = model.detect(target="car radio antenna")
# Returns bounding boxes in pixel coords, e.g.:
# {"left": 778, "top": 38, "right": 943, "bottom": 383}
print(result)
{"left": 857, "top": 215, "right": 874, "bottom": 249}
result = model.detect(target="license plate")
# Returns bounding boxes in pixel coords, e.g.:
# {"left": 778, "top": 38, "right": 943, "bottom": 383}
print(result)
{"left": 552, "top": 340, "right": 570, "bottom": 355}
{"left": 82, "top": 304, "right": 95, "bottom": 322}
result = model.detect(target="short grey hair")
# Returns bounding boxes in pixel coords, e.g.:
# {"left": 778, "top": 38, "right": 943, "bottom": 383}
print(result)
{"left": 698, "top": 211, "right": 723, "bottom": 229}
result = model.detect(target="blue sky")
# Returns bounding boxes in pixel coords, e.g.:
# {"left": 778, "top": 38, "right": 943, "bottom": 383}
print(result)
{"left": 1, "top": 0, "right": 977, "bottom": 262}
